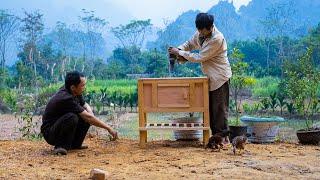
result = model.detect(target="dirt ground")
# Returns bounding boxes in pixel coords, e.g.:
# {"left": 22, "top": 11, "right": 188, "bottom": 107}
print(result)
{"left": 1, "top": 138, "right": 320, "bottom": 179}
{"left": 1, "top": 114, "right": 320, "bottom": 179}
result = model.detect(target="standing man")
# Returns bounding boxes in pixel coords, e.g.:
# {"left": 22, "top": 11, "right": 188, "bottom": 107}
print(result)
{"left": 169, "top": 12, "right": 232, "bottom": 137}
{"left": 41, "top": 71, "right": 118, "bottom": 155}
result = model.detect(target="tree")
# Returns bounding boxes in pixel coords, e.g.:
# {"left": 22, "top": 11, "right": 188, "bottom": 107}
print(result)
{"left": 20, "top": 10, "right": 44, "bottom": 89}
{"left": 283, "top": 48, "right": 320, "bottom": 128}
{"left": 78, "top": 9, "right": 107, "bottom": 78}
{"left": 111, "top": 20, "right": 151, "bottom": 74}
{"left": 301, "top": 23, "right": 320, "bottom": 66}
{"left": 105, "top": 59, "right": 125, "bottom": 79}
{"left": 260, "top": 1, "right": 297, "bottom": 77}
{"left": 54, "top": 21, "right": 70, "bottom": 81}
{"left": 0, "top": 10, "right": 19, "bottom": 88}
{"left": 143, "top": 49, "right": 168, "bottom": 77}
{"left": 230, "top": 48, "right": 256, "bottom": 124}
{"left": 111, "top": 19, "right": 152, "bottom": 49}
{"left": 0, "top": 10, "right": 19, "bottom": 71}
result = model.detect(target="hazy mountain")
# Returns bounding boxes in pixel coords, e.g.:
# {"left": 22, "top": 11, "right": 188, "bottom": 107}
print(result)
{"left": 149, "top": 0, "right": 320, "bottom": 50}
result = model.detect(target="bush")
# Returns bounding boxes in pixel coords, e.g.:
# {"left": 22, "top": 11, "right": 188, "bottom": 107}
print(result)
{"left": 252, "top": 76, "right": 280, "bottom": 98}
{"left": 37, "top": 83, "right": 62, "bottom": 107}
{"left": 0, "top": 89, "right": 18, "bottom": 112}
{"left": 16, "top": 94, "right": 41, "bottom": 139}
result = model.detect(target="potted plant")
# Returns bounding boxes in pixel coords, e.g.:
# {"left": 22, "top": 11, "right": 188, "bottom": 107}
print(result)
{"left": 240, "top": 115, "right": 285, "bottom": 143}
{"left": 283, "top": 48, "right": 320, "bottom": 145}
{"left": 240, "top": 93, "right": 286, "bottom": 143}
{"left": 229, "top": 48, "right": 256, "bottom": 140}
{"left": 296, "top": 100, "right": 320, "bottom": 145}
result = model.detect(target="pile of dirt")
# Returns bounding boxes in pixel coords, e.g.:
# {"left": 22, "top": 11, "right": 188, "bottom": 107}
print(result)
{"left": 1, "top": 137, "right": 320, "bottom": 179}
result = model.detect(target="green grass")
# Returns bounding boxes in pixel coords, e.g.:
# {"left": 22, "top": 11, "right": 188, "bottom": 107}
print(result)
{"left": 38, "top": 79, "right": 138, "bottom": 96}
{"left": 0, "top": 88, "right": 18, "bottom": 111}
{"left": 252, "top": 76, "right": 280, "bottom": 98}
{"left": 86, "top": 79, "right": 137, "bottom": 95}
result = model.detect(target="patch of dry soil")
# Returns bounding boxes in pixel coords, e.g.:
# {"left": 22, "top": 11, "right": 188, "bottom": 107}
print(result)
{"left": 1, "top": 138, "right": 320, "bottom": 179}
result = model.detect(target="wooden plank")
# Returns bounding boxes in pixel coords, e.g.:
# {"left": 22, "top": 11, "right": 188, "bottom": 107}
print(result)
{"left": 143, "top": 107, "right": 205, "bottom": 112}
{"left": 140, "top": 127, "right": 210, "bottom": 131}
{"left": 139, "top": 130, "right": 147, "bottom": 148}
{"left": 194, "top": 83, "right": 204, "bottom": 107}
{"left": 143, "top": 84, "right": 152, "bottom": 108}
{"left": 202, "top": 79, "right": 210, "bottom": 147}
{"left": 139, "top": 78, "right": 207, "bottom": 84}
{"left": 146, "top": 123, "right": 204, "bottom": 127}
{"left": 157, "top": 85, "right": 190, "bottom": 108}
{"left": 158, "top": 83, "right": 190, "bottom": 87}
{"left": 189, "top": 82, "right": 195, "bottom": 108}
{"left": 139, "top": 77, "right": 208, "bottom": 81}
{"left": 203, "top": 130, "right": 210, "bottom": 147}
{"left": 152, "top": 82, "right": 158, "bottom": 108}
{"left": 142, "top": 123, "right": 210, "bottom": 131}
{"left": 138, "top": 81, "right": 145, "bottom": 127}
{"left": 203, "top": 80, "right": 210, "bottom": 128}
{"left": 138, "top": 81, "right": 147, "bottom": 148}
{"left": 158, "top": 104, "right": 190, "bottom": 108}
{"left": 139, "top": 112, "right": 148, "bottom": 148}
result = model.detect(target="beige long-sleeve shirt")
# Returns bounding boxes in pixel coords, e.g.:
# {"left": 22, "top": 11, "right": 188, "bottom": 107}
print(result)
{"left": 178, "top": 26, "right": 232, "bottom": 91}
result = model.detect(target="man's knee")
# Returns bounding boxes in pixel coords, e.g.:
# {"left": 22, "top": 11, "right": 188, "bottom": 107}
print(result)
{"left": 63, "top": 113, "right": 79, "bottom": 127}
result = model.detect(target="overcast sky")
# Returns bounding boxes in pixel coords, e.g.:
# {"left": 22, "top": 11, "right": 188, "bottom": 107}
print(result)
{"left": 1, "top": 0, "right": 252, "bottom": 27}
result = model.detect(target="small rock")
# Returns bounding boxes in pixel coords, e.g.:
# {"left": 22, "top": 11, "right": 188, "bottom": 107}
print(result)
{"left": 100, "top": 160, "right": 109, "bottom": 165}
{"left": 77, "top": 153, "right": 86, "bottom": 157}
{"left": 191, "top": 170, "right": 196, "bottom": 173}
{"left": 90, "top": 168, "right": 109, "bottom": 180}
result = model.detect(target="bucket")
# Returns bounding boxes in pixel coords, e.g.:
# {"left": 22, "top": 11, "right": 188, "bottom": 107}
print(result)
{"left": 172, "top": 117, "right": 202, "bottom": 140}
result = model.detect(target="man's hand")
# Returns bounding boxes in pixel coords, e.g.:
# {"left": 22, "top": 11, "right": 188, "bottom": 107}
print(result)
{"left": 168, "top": 47, "right": 180, "bottom": 56}
{"left": 108, "top": 129, "right": 118, "bottom": 141}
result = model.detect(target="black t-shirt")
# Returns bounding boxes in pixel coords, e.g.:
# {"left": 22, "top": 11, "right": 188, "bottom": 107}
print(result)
{"left": 41, "top": 86, "right": 85, "bottom": 132}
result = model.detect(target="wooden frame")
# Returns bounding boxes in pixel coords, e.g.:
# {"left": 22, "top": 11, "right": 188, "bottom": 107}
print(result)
{"left": 138, "top": 77, "right": 210, "bottom": 148}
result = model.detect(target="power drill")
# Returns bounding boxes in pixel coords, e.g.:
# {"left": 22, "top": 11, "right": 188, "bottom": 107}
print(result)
{"left": 168, "top": 47, "right": 187, "bottom": 73}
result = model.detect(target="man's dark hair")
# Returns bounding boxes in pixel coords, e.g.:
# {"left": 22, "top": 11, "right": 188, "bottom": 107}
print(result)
{"left": 195, "top": 13, "right": 214, "bottom": 30}
{"left": 65, "top": 71, "right": 85, "bottom": 91}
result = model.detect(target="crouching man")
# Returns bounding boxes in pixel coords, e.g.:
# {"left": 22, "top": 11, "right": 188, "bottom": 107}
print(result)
{"left": 41, "top": 71, "right": 118, "bottom": 155}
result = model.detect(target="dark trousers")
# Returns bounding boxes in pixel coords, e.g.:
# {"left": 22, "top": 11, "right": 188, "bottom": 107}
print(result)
{"left": 209, "top": 81, "right": 229, "bottom": 135}
{"left": 42, "top": 113, "right": 90, "bottom": 150}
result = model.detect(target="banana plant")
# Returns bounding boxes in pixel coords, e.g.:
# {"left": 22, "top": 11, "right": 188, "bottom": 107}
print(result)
{"left": 286, "top": 101, "right": 295, "bottom": 115}
{"left": 99, "top": 88, "right": 108, "bottom": 112}
{"left": 269, "top": 92, "right": 278, "bottom": 112}
{"left": 117, "top": 93, "right": 124, "bottom": 111}
{"left": 260, "top": 97, "right": 270, "bottom": 111}
{"left": 84, "top": 90, "right": 96, "bottom": 112}
{"left": 110, "top": 91, "right": 118, "bottom": 111}
{"left": 129, "top": 90, "right": 138, "bottom": 112}
{"left": 277, "top": 93, "right": 287, "bottom": 115}
{"left": 122, "top": 94, "right": 130, "bottom": 111}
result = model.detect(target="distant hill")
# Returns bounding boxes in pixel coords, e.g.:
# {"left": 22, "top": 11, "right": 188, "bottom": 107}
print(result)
{"left": 148, "top": 0, "right": 320, "bottom": 50}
